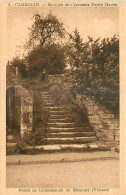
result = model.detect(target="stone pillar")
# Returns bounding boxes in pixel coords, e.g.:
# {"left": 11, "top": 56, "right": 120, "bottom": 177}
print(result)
{"left": 20, "top": 97, "right": 33, "bottom": 137}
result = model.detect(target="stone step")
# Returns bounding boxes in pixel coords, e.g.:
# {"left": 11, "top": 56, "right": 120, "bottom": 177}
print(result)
{"left": 59, "top": 143, "right": 108, "bottom": 150}
{"left": 6, "top": 143, "right": 17, "bottom": 147}
{"left": 7, "top": 135, "right": 15, "bottom": 141}
{"left": 25, "top": 143, "right": 108, "bottom": 152}
{"left": 41, "top": 99, "right": 52, "bottom": 102}
{"left": 6, "top": 135, "right": 18, "bottom": 143}
{"left": 42, "top": 99, "right": 53, "bottom": 102}
{"left": 45, "top": 106, "right": 63, "bottom": 111}
{"left": 48, "top": 122, "right": 75, "bottom": 127}
{"left": 7, "top": 143, "right": 108, "bottom": 153}
{"left": 46, "top": 132, "right": 96, "bottom": 138}
{"left": 41, "top": 94, "right": 49, "bottom": 97}
{"left": 41, "top": 94, "right": 50, "bottom": 96}
{"left": 43, "top": 103, "right": 57, "bottom": 107}
{"left": 41, "top": 96, "right": 51, "bottom": 99}
{"left": 49, "top": 118, "right": 69, "bottom": 122}
{"left": 42, "top": 102, "right": 53, "bottom": 106}
{"left": 49, "top": 111, "right": 66, "bottom": 115}
{"left": 50, "top": 115, "right": 68, "bottom": 119}
{"left": 42, "top": 99, "right": 52, "bottom": 102}
{"left": 48, "top": 127, "right": 92, "bottom": 132}
{"left": 40, "top": 91, "right": 49, "bottom": 95}
{"left": 45, "top": 136, "right": 97, "bottom": 144}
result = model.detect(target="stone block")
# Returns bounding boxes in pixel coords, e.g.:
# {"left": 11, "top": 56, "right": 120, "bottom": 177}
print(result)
{"left": 103, "top": 124, "right": 115, "bottom": 130}
{"left": 98, "top": 145, "right": 108, "bottom": 150}
{"left": 112, "top": 119, "right": 119, "bottom": 123}
{"left": 103, "top": 119, "right": 112, "bottom": 124}
{"left": 88, "top": 115, "right": 92, "bottom": 119}
{"left": 114, "top": 127, "right": 119, "bottom": 131}
{"left": 43, "top": 145, "right": 61, "bottom": 150}
{"left": 93, "top": 105, "right": 99, "bottom": 110}
{"left": 25, "top": 146, "right": 33, "bottom": 150}
{"left": 7, "top": 135, "right": 15, "bottom": 141}
{"left": 91, "top": 115, "right": 100, "bottom": 120}
{"left": 92, "top": 126, "right": 99, "bottom": 131}
{"left": 97, "top": 133, "right": 104, "bottom": 138}
{"left": 34, "top": 145, "right": 44, "bottom": 149}
{"left": 111, "top": 148, "right": 116, "bottom": 152}
{"left": 101, "top": 114, "right": 114, "bottom": 119}
{"left": 88, "top": 144, "right": 99, "bottom": 149}
{"left": 100, "top": 137, "right": 109, "bottom": 142}
{"left": 92, "top": 110, "right": 100, "bottom": 115}
{"left": 102, "top": 130, "right": 108, "bottom": 134}
{"left": 98, "top": 110, "right": 105, "bottom": 115}
{"left": 115, "top": 123, "right": 119, "bottom": 128}
{"left": 60, "top": 144, "right": 87, "bottom": 149}
{"left": 87, "top": 106, "right": 93, "bottom": 110}
{"left": 90, "top": 119, "right": 100, "bottom": 123}
{"left": 107, "top": 130, "right": 114, "bottom": 134}
{"left": 88, "top": 111, "right": 93, "bottom": 115}
{"left": 115, "top": 134, "right": 120, "bottom": 142}
{"left": 87, "top": 102, "right": 93, "bottom": 106}
{"left": 114, "top": 129, "right": 119, "bottom": 134}
{"left": 91, "top": 123, "right": 101, "bottom": 128}
{"left": 7, "top": 143, "right": 17, "bottom": 147}
{"left": 82, "top": 95, "right": 87, "bottom": 99}
{"left": 99, "top": 124, "right": 103, "bottom": 128}
{"left": 107, "top": 134, "right": 115, "bottom": 141}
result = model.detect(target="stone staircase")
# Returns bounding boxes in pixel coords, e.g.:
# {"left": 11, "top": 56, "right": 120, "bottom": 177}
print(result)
{"left": 37, "top": 91, "right": 108, "bottom": 152}
{"left": 6, "top": 90, "right": 109, "bottom": 154}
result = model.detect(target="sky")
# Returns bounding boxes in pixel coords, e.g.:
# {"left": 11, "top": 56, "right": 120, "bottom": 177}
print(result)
{"left": 7, "top": 6, "right": 119, "bottom": 61}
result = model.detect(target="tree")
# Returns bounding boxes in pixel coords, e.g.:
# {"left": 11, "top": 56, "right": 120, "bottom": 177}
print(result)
{"left": 10, "top": 57, "right": 27, "bottom": 78}
{"left": 27, "top": 12, "right": 66, "bottom": 48}
{"left": 26, "top": 44, "right": 66, "bottom": 76}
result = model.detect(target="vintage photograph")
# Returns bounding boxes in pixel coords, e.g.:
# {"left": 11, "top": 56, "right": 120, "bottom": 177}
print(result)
{"left": 6, "top": 4, "right": 120, "bottom": 190}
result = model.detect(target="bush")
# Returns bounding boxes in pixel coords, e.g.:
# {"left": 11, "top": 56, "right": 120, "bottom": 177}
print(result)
{"left": 26, "top": 44, "right": 66, "bottom": 77}
{"left": 17, "top": 129, "right": 47, "bottom": 150}
{"left": 10, "top": 57, "right": 27, "bottom": 78}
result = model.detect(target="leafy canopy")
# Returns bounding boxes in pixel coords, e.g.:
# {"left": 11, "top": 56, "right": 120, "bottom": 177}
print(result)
{"left": 27, "top": 12, "right": 66, "bottom": 48}
{"left": 26, "top": 44, "right": 66, "bottom": 76}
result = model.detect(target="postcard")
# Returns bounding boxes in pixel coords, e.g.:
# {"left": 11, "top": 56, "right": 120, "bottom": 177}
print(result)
{"left": 0, "top": 0, "right": 125, "bottom": 194}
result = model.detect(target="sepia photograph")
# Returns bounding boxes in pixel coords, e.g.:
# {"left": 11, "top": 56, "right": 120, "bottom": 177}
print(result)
{"left": 0, "top": 1, "right": 124, "bottom": 193}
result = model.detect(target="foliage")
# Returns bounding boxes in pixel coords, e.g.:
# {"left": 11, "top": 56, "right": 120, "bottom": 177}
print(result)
{"left": 66, "top": 29, "right": 119, "bottom": 113}
{"left": 27, "top": 12, "right": 66, "bottom": 48}
{"left": 10, "top": 57, "right": 27, "bottom": 78}
{"left": 17, "top": 129, "right": 47, "bottom": 149}
{"left": 26, "top": 44, "right": 66, "bottom": 76}
{"left": 67, "top": 29, "right": 118, "bottom": 80}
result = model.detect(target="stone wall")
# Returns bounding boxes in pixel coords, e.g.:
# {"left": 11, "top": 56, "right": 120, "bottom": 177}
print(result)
{"left": 6, "top": 87, "right": 15, "bottom": 129}
{"left": 76, "top": 94, "right": 119, "bottom": 147}
{"left": 6, "top": 85, "right": 33, "bottom": 136}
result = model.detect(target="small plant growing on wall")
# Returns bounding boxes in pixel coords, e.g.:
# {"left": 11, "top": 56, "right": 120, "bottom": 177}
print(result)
{"left": 22, "top": 111, "right": 32, "bottom": 131}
